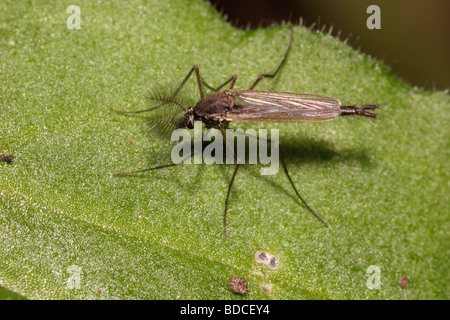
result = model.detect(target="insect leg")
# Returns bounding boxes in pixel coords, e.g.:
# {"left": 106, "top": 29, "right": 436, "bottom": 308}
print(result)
{"left": 113, "top": 136, "right": 202, "bottom": 176}
{"left": 220, "top": 129, "right": 241, "bottom": 238}
{"left": 279, "top": 149, "right": 329, "bottom": 228}
{"left": 172, "top": 65, "right": 205, "bottom": 100}
{"left": 223, "top": 163, "right": 240, "bottom": 239}
{"left": 202, "top": 75, "right": 238, "bottom": 92}
{"left": 248, "top": 26, "right": 294, "bottom": 90}
{"left": 113, "top": 163, "right": 180, "bottom": 175}
{"left": 234, "top": 130, "right": 329, "bottom": 228}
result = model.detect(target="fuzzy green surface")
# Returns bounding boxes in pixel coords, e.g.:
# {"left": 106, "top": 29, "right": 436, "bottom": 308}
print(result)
{"left": 0, "top": 0, "right": 448, "bottom": 299}
{"left": 0, "top": 285, "right": 26, "bottom": 300}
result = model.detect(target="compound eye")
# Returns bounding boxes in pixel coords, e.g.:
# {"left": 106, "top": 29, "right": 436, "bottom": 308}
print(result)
{"left": 185, "top": 111, "right": 195, "bottom": 129}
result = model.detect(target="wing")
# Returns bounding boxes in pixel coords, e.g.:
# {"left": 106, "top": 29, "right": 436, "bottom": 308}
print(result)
{"left": 223, "top": 90, "right": 341, "bottom": 123}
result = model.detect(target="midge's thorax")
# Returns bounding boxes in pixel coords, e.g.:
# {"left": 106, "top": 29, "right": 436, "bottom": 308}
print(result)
{"left": 187, "top": 92, "right": 235, "bottom": 129}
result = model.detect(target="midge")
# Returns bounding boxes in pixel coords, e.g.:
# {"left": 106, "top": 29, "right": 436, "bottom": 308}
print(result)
{"left": 110, "top": 27, "right": 377, "bottom": 237}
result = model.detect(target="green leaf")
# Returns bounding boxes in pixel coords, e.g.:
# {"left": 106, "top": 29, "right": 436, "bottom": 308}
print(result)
{"left": 0, "top": 0, "right": 448, "bottom": 299}
{"left": 0, "top": 285, "right": 26, "bottom": 300}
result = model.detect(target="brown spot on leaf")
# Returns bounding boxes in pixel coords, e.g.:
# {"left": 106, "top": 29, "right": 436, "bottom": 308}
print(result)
{"left": 0, "top": 153, "right": 14, "bottom": 164}
{"left": 228, "top": 276, "right": 247, "bottom": 294}
{"left": 399, "top": 276, "right": 409, "bottom": 289}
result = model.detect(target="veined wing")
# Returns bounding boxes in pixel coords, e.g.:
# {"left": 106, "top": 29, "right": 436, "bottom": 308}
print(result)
{"left": 223, "top": 90, "right": 341, "bottom": 123}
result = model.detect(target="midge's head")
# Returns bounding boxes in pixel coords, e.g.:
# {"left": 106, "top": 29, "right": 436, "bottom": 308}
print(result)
{"left": 183, "top": 107, "right": 195, "bottom": 129}
{"left": 141, "top": 90, "right": 234, "bottom": 132}
{"left": 139, "top": 88, "right": 200, "bottom": 131}
{"left": 170, "top": 93, "right": 235, "bottom": 130}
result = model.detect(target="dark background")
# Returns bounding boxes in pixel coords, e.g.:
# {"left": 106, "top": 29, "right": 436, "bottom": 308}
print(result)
{"left": 208, "top": 0, "right": 450, "bottom": 90}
